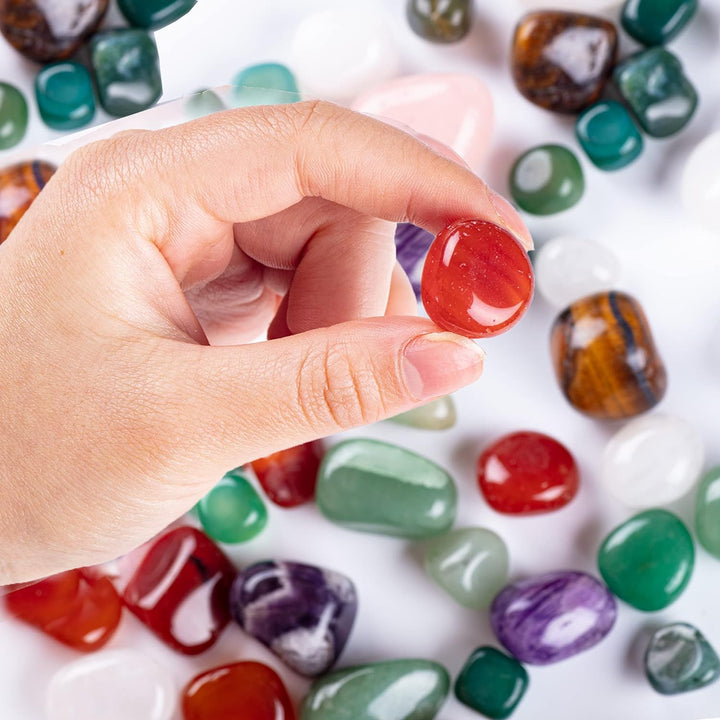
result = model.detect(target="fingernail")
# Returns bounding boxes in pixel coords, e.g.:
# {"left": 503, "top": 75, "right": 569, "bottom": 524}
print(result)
{"left": 486, "top": 187, "right": 534, "bottom": 251}
{"left": 402, "top": 332, "right": 485, "bottom": 401}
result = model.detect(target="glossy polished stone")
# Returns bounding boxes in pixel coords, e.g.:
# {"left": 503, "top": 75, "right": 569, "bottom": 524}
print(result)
{"left": 230, "top": 560, "right": 357, "bottom": 677}
{"left": 622, "top": 0, "right": 697, "bottom": 46}
{"left": 535, "top": 236, "right": 620, "bottom": 308}
{"left": 317, "top": 439, "right": 457, "bottom": 538}
{"left": 0, "top": 161, "right": 56, "bottom": 244}
{"left": 598, "top": 509, "right": 694, "bottom": 611}
{"left": 455, "top": 647, "right": 528, "bottom": 719}
{"left": 183, "top": 661, "right": 296, "bottom": 720}
{"left": 46, "top": 649, "right": 176, "bottom": 720}
{"left": 696, "top": 467, "right": 720, "bottom": 559}
{"left": 35, "top": 61, "right": 95, "bottom": 131}
{"left": 407, "top": 0, "right": 472, "bottom": 43}
{"left": 0, "top": 82, "right": 27, "bottom": 150}
{"left": 550, "top": 291, "right": 667, "bottom": 419}
{"left": 424, "top": 528, "right": 509, "bottom": 609}
{"left": 645, "top": 623, "right": 720, "bottom": 695}
{"left": 421, "top": 219, "right": 534, "bottom": 338}
{"left": 512, "top": 11, "right": 618, "bottom": 114}
{"left": 389, "top": 396, "right": 457, "bottom": 430}
{"left": 251, "top": 440, "right": 323, "bottom": 508}
{"left": 490, "top": 571, "right": 617, "bottom": 664}
{"left": 122, "top": 526, "right": 235, "bottom": 654}
{"left": 232, "top": 62, "right": 301, "bottom": 107}
{"left": 4, "top": 569, "right": 122, "bottom": 652}
{"left": 576, "top": 100, "right": 643, "bottom": 171}
{"left": 395, "top": 222, "right": 434, "bottom": 297}
{"left": 185, "top": 89, "right": 225, "bottom": 119}
{"left": 615, "top": 48, "right": 697, "bottom": 138}
{"left": 477, "top": 431, "right": 579, "bottom": 514}
{"left": 301, "top": 659, "right": 450, "bottom": 720}
{"left": 118, "top": 0, "right": 196, "bottom": 29}
{"left": 0, "top": 0, "right": 108, "bottom": 62}
{"left": 682, "top": 130, "right": 720, "bottom": 237}
{"left": 601, "top": 414, "right": 704, "bottom": 508}
{"left": 91, "top": 29, "right": 162, "bottom": 117}
{"left": 510, "top": 144, "right": 584, "bottom": 215}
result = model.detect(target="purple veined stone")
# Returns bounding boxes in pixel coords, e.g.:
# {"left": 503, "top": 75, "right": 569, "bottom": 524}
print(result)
{"left": 395, "top": 223, "right": 434, "bottom": 298}
{"left": 230, "top": 560, "right": 358, "bottom": 677}
{"left": 490, "top": 570, "right": 617, "bottom": 665}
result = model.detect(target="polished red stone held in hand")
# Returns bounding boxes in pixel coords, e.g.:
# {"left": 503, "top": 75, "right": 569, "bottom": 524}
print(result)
{"left": 421, "top": 220, "right": 534, "bottom": 338}
{"left": 477, "top": 431, "right": 579, "bottom": 514}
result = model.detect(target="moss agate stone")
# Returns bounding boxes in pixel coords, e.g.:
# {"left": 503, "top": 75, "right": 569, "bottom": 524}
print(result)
{"left": 35, "top": 61, "right": 95, "bottom": 131}
{"left": 621, "top": 0, "right": 697, "bottom": 46}
{"left": 118, "top": 0, "right": 196, "bottom": 30}
{"left": 406, "top": 0, "right": 472, "bottom": 43}
{"left": 0, "top": 82, "right": 28, "bottom": 150}
{"left": 576, "top": 100, "right": 643, "bottom": 171}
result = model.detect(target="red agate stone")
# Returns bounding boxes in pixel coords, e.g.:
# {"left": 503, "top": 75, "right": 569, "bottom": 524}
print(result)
{"left": 477, "top": 431, "right": 579, "bottom": 514}
{"left": 182, "top": 661, "right": 296, "bottom": 720}
{"left": 4, "top": 569, "right": 122, "bottom": 652}
{"left": 122, "top": 526, "right": 235, "bottom": 655}
{"left": 421, "top": 219, "right": 533, "bottom": 338}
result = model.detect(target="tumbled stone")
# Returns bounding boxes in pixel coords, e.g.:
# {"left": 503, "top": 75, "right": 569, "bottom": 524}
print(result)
{"left": 696, "top": 467, "right": 720, "bottom": 559}
{"left": 0, "top": 161, "right": 56, "bottom": 244}
{"left": 395, "top": 222, "right": 434, "bottom": 298}
{"left": 230, "top": 560, "right": 357, "bottom": 677}
{"left": 317, "top": 439, "right": 457, "bottom": 538}
{"left": 576, "top": 100, "right": 643, "bottom": 171}
{"left": 186, "top": 89, "right": 225, "bottom": 119}
{"left": 550, "top": 291, "right": 667, "bottom": 419}
{"left": 301, "top": 659, "right": 450, "bottom": 720}
{"left": 118, "top": 0, "right": 196, "bottom": 29}
{"left": 389, "top": 396, "right": 456, "bottom": 430}
{"left": 598, "top": 509, "right": 694, "bottom": 611}
{"left": 490, "top": 571, "right": 617, "bottom": 664}
{"left": 0, "top": 82, "right": 28, "bottom": 150}
{"left": 232, "top": 62, "right": 301, "bottom": 107}
{"left": 682, "top": 130, "right": 720, "bottom": 237}
{"left": 406, "top": 0, "right": 472, "bottom": 43}
{"left": 35, "top": 61, "right": 95, "bottom": 131}
{"left": 622, "top": 0, "right": 697, "bottom": 46}
{"left": 511, "top": 11, "right": 618, "bottom": 114}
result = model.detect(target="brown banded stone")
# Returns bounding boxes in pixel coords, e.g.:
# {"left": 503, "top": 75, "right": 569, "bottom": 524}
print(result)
{"left": 0, "top": 161, "right": 57, "bottom": 244}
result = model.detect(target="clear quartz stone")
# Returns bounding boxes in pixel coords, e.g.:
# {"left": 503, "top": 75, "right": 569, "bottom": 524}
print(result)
{"left": 682, "top": 130, "right": 720, "bottom": 238}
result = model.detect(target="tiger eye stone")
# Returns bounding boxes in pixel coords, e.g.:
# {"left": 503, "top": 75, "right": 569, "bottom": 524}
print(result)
{"left": 550, "top": 291, "right": 667, "bottom": 419}
{"left": 512, "top": 11, "right": 618, "bottom": 114}
{"left": 0, "top": 161, "right": 57, "bottom": 244}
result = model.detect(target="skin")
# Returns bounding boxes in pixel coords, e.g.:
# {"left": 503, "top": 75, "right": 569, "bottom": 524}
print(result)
{"left": 0, "top": 101, "right": 532, "bottom": 584}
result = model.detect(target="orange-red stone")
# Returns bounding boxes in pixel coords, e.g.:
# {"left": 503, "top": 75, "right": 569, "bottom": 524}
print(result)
{"left": 421, "top": 220, "right": 533, "bottom": 338}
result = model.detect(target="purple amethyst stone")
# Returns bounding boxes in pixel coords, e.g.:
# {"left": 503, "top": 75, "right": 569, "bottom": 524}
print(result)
{"left": 490, "top": 570, "right": 617, "bottom": 665}
{"left": 395, "top": 222, "right": 434, "bottom": 298}
{"left": 230, "top": 560, "right": 357, "bottom": 677}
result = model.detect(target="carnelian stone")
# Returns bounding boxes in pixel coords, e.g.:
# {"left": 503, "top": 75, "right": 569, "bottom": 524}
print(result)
{"left": 182, "top": 661, "right": 296, "bottom": 720}
{"left": 4, "top": 569, "right": 122, "bottom": 652}
{"left": 122, "top": 526, "right": 235, "bottom": 655}
{"left": 421, "top": 220, "right": 534, "bottom": 338}
{"left": 477, "top": 431, "right": 579, "bottom": 514}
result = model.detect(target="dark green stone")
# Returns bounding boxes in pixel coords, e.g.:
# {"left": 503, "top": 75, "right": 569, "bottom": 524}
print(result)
{"left": 455, "top": 647, "right": 528, "bottom": 719}
{"left": 576, "top": 100, "right": 643, "bottom": 171}
{"left": 407, "top": 0, "right": 472, "bottom": 43}
{"left": 0, "top": 82, "right": 28, "bottom": 150}
{"left": 118, "top": 0, "right": 196, "bottom": 29}
{"left": 186, "top": 89, "right": 226, "bottom": 119}
{"left": 695, "top": 466, "right": 720, "bottom": 559}
{"left": 91, "top": 29, "right": 162, "bottom": 117}
{"left": 35, "top": 62, "right": 95, "bottom": 131}
{"left": 232, "top": 63, "right": 300, "bottom": 107}
{"left": 621, "top": 0, "right": 697, "bottom": 46}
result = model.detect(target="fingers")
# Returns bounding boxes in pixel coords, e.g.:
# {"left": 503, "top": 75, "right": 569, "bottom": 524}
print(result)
{"left": 386, "top": 263, "right": 418, "bottom": 316}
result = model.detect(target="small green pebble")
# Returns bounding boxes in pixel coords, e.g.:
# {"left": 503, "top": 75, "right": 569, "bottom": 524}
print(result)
{"left": 0, "top": 82, "right": 28, "bottom": 150}
{"left": 576, "top": 100, "right": 643, "bottom": 171}
{"left": 388, "top": 396, "right": 456, "bottom": 430}
{"left": 35, "top": 61, "right": 95, "bottom": 131}
{"left": 118, "top": 0, "right": 196, "bottom": 29}
{"left": 695, "top": 466, "right": 720, "bottom": 559}
{"left": 232, "top": 62, "right": 300, "bottom": 107}
{"left": 186, "top": 89, "right": 226, "bottom": 119}
{"left": 621, "top": 0, "right": 697, "bottom": 46}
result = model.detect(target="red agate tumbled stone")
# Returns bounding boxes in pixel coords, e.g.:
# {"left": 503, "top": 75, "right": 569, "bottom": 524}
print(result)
{"left": 122, "top": 526, "right": 235, "bottom": 655}
{"left": 4, "top": 569, "right": 122, "bottom": 652}
{"left": 477, "top": 431, "right": 579, "bottom": 514}
{"left": 421, "top": 220, "right": 534, "bottom": 338}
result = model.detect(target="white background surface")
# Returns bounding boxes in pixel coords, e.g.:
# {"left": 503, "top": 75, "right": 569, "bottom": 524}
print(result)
{"left": 2, "top": 0, "right": 720, "bottom": 719}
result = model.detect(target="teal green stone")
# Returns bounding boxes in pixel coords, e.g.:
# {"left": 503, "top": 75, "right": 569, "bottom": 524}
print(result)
{"left": 35, "top": 62, "right": 95, "bottom": 131}
{"left": 317, "top": 439, "right": 457, "bottom": 538}
{"left": 301, "top": 659, "right": 450, "bottom": 720}
{"left": 0, "top": 82, "right": 28, "bottom": 150}
{"left": 91, "top": 29, "right": 162, "bottom": 117}
{"left": 509, "top": 144, "right": 584, "bottom": 215}
{"left": 455, "top": 647, "right": 528, "bottom": 719}
{"left": 598, "top": 509, "right": 694, "bottom": 612}
{"left": 621, "top": 0, "right": 697, "bottom": 46}
{"left": 389, "top": 396, "right": 456, "bottom": 430}
{"left": 232, "top": 63, "right": 300, "bottom": 107}
{"left": 424, "top": 528, "right": 509, "bottom": 609}
{"left": 575, "top": 101, "right": 643, "bottom": 171}
{"left": 186, "top": 89, "right": 226, "bottom": 119}
{"left": 197, "top": 468, "right": 268, "bottom": 544}
{"left": 118, "top": 0, "right": 196, "bottom": 29}
{"left": 614, "top": 48, "right": 697, "bottom": 138}
{"left": 695, "top": 466, "right": 720, "bottom": 559}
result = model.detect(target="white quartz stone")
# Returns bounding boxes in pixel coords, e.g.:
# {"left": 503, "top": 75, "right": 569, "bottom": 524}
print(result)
{"left": 682, "top": 130, "right": 720, "bottom": 238}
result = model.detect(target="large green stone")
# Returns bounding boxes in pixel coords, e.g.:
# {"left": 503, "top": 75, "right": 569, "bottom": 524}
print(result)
{"left": 232, "top": 63, "right": 300, "bottom": 107}
{"left": 695, "top": 466, "right": 720, "bottom": 559}
{"left": 598, "top": 509, "right": 694, "bottom": 612}
{"left": 317, "top": 439, "right": 457, "bottom": 538}
{"left": 621, "top": 0, "right": 697, "bottom": 46}
{"left": 406, "top": 0, "right": 472, "bottom": 43}
{"left": 301, "top": 659, "right": 450, "bottom": 720}
{"left": 0, "top": 82, "right": 28, "bottom": 150}
{"left": 35, "top": 61, "right": 95, "bottom": 131}
{"left": 118, "top": 0, "right": 196, "bottom": 29}
{"left": 388, "top": 396, "right": 456, "bottom": 430}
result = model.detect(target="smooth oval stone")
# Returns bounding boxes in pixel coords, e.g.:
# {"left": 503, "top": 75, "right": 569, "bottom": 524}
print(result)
{"left": 424, "top": 528, "right": 509, "bottom": 609}
{"left": 510, "top": 144, "right": 584, "bottom": 215}
{"left": 682, "top": 130, "right": 720, "bottom": 237}
{"left": 395, "top": 222, "right": 435, "bottom": 298}
{"left": 389, "top": 396, "right": 457, "bottom": 430}
{"left": 421, "top": 219, "right": 534, "bottom": 338}
{"left": 232, "top": 62, "right": 301, "bottom": 107}
{"left": 550, "top": 291, "right": 667, "bottom": 419}
{"left": 317, "top": 439, "right": 457, "bottom": 538}
{"left": 35, "top": 61, "right": 95, "bottom": 131}
{"left": 118, "top": 0, "right": 196, "bottom": 29}
{"left": 622, "top": 0, "right": 697, "bottom": 46}
{"left": 186, "top": 89, "right": 226, "bottom": 119}
{"left": 46, "top": 649, "right": 176, "bottom": 720}
{"left": 407, "top": 0, "right": 472, "bottom": 43}
{"left": 0, "top": 161, "right": 56, "bottom": 244}
{"left": 576, "top": 100, "right": 643, "bottom": 171}
{"left": 352, "top": 74, "right": 493, "bottom": 170}
{"left": 490, "top": 571, "right": 617, "bottom": 665}
{"left": 535, "top": 236, "right": 621, "bottom": 308}
{"left": 598, "top": 509, "right": 694, "bottom": 612}
{"left": 696, "top": 466, "right": 720, "bottom": 559}
{"left": 645, "top": 623, "right": 720, "bottom": 695}
{"left": 0, "top": 82, "right": 28, "bottom": 150}
{"left": 301, "top": 659, "right": 450, "bottom": 720}
{"left": 601, "top": 414, "right": 704, "bottom": 508}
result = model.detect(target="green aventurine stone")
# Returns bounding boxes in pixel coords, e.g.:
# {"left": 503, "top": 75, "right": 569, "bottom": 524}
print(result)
{"left": 317, "top": 439, "right": 457, "bottom": 538}
{"left": 621, "top": 0, "right": 697, "bottom": 46}
{"left": 509, "top": 144, "right": 584, "bottom": 215}
{"left": 389, "top": 396, "right": 456, "bottom": 430}
{"left": 301, "top": 659, "right": 450, "bottom": 720}
{"left": 118, "top": 0, "right": 196, "bottom": 29}
{"left": 695, "top": 466, "right": 720, "bottom": 558}
{"left": 614, "top": 48, "right": 697, "bottom": 138}
{"left": 576, "top": 100, "right": 643, "bottom": 171}
{"left": 186, "top": 89, "right": 226, "bottom": 119}
{"left": 455, "top": 647, "right": 529, "bottom": 719}
{"left": 232, "top": 63, "right": 300, "bottom": 107}
{"left": 197, "top": 468, "right": 267, "bottom": 544}
{"left": 424, "top": 528, "right": 509, "bottom": 609}
{"left": 0, "top": 82, "right": 28, "bottom": 150}
{"left": 35, "top": 61, "right": 95, "bottom": 131}
{"left": 406, "top": 0, "right": 472, "bottom": 43}
{"left": 598, "top": 509, "right": 694, "bottom": 612}
{"left": 91, "top": 29, "right": 162, "bottom": 117}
